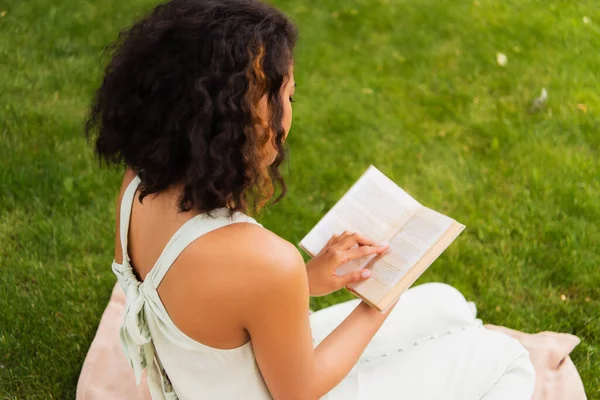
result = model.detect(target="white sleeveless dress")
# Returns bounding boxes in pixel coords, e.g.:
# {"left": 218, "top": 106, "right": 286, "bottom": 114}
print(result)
{"left": 113, "top": 176, "right": 536, "bottom": 400}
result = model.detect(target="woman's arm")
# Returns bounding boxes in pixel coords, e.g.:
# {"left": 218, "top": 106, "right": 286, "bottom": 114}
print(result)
{"left": 242, "top": 234, "right": 395, "bottom": 400}
{"left": 312, "top": 301, "right": 393, "bottom": 395}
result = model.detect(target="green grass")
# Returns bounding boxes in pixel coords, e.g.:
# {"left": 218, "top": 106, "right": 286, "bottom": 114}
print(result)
{"left": 1, "top": 0, "right": 599, "bottom": 397}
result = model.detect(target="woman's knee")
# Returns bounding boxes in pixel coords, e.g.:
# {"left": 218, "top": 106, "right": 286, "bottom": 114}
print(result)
{"left": 409, "top": 282, "right": 466, "bottom": 300}
{"left": 476, "top": 334, "right": 536, "bottom": 400}
{"left": 403, "top": 282, "right": 476, "bottom": 322}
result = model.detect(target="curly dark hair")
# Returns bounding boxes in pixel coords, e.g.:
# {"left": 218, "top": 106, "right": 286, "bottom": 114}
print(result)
{"left": 86, "top": 0, "right": 297, "bottom": 215}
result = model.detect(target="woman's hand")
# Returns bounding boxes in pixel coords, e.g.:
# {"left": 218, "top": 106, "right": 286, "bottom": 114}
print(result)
{"left": 305, "top": 231, "right": 389, "bottom": 297}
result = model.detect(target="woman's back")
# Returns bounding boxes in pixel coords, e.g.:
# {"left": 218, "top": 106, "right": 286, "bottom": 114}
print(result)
{"left": 117, "top": 170, "right": 287, "bottom": 350}
{"left": 114, "top": 172, "right": 278, "bottom": 399}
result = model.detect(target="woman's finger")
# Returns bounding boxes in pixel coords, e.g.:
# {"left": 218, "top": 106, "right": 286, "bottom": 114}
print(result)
{"left": 325, "top": 233, "right": 341, "bottom": 247}
{"left": 334, "top": 268, "right": 372, "bottom": 288}
{"left": 344, "top": 244, "right": 388, "bottom": 261}
{"left": 325, "top": 230, "right": 355, "bottom": 248}
{"left": 337, "top": 232, "right": 379, "bottom": 250}
{"left": 336, "top": 230, "right": 352, "bottom": 242}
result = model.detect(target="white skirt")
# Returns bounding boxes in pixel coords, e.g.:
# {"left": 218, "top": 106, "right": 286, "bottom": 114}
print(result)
{"left": 310, "top": 283, "right": 536, "bottom": 400}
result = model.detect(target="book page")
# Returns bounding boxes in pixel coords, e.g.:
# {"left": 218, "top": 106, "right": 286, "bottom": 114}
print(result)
{"left": 299, "top": 167, "right": 422, "bottom": 272}
{"left": 359, "top": 207, "right": 454, "bottom": 289}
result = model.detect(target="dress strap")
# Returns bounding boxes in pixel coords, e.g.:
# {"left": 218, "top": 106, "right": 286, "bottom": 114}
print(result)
{"left": 119, "top": 175, "right": 142, "bottom": 263}
{"left": 147, "top": 209, "right": 262, "bottom": 289}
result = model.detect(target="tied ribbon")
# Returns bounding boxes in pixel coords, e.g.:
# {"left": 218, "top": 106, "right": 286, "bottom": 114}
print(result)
{"left": 113, "top": 260, "right": 155, "bottom": 385}
{"left": 112, "top": 258, "right": 179, "bottom": 399}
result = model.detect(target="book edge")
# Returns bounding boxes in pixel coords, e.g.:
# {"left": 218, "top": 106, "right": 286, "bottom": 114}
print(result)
{"left": 345, "top": 285, "right": 382, "bottom": 310}
{"left": 375, "top": 221, "right": 466, "bottom": 310}
{"left": 298, "top": 241, "right": 315, "bottom": 258}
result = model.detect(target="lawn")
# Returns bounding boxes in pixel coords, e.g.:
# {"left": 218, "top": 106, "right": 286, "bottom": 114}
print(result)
{"left": 0, "top": 0, "right": 598, "bottom": 398}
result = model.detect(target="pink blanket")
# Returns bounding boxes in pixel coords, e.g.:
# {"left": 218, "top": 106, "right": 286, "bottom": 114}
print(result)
{"left": 77, "top": 283, "right": 151, "bottom": 400}
{"left": 77, "top": 283, "right": 586, "bottom": 399}
{"left": 485, "top": 325, "right": 587, "bottom": 400}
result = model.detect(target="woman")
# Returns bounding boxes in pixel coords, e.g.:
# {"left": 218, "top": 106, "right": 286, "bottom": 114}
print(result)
{"left": 79, "top": 0, "right": 586, "bottom": 399}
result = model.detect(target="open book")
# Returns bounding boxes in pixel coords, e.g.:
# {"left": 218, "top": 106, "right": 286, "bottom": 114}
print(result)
{"left": 299, "top": 166, "right": 465, "bottom": 311}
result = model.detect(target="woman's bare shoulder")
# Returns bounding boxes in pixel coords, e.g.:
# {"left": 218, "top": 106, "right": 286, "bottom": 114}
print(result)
{"left": 186, "top": 222, "right": 305, "bottom": 278}
{"left": 173, "top": 222, "right": 308, "bottom": 311}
